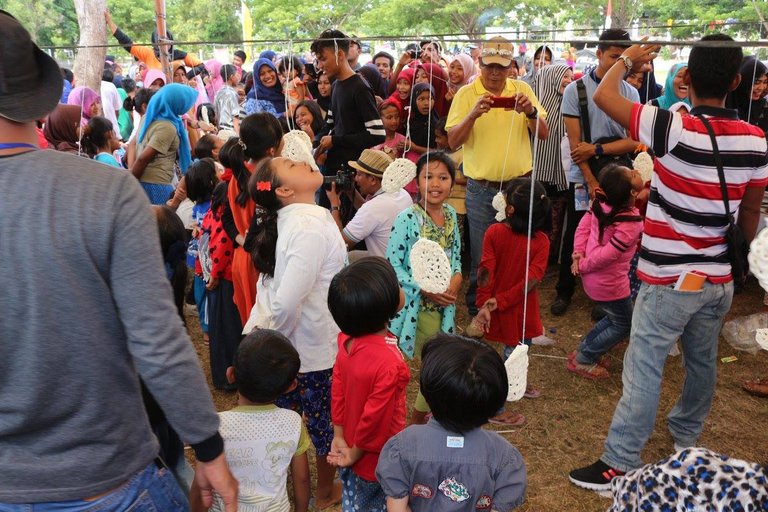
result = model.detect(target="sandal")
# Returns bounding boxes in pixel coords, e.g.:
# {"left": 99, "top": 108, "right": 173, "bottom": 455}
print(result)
{"left": 523, "top": 386, "right": 541, "bottom": 399}
{"left": 488, "top": 411, "right": 526, "bottom": 426}
{"left": 568, "top": 350, "right": 610, "bottom": 369}
{"left": 566, "top": 358, "right": 610, "bottom": 380}
{"left": 743, "top": 378, "right": 768, "bottom": 398}
{"left": 465, "top": 318, "right": 485, "bottom": 338}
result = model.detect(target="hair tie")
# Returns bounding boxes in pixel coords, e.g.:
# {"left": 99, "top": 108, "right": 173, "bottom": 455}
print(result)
{"left": 540, "top": 194, "right": 546, "bottom": 200}
{"left": 238, "top": 139, "right": 247, "bottom": 151}
{"left": 594, "top": 187, "right": 607, "bottom": 200}
{"left": 256, "top": 181, "right": 272, "bottom": 192}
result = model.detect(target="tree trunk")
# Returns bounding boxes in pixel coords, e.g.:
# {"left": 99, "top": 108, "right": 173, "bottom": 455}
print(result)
{"left": 611, "top": 0, "right": 640, "bottom": 29}
{"left": 73, "top": 0, "right": 107, "bottom": 91}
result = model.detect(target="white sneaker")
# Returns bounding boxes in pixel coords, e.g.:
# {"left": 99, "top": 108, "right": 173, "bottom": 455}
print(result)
{"left": 532, "top": 334, "right": 556, "bottom": 346}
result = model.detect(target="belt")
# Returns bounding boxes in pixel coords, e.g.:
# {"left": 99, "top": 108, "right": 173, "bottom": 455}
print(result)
{"left": 471, "top": 178, "right": 510, "bottom": 189}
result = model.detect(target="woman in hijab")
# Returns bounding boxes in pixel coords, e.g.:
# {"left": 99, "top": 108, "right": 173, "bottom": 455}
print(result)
{"left": 204, "top": 59, "right": 225, "bottom": 101}
{"left": 445, "top": 53, "right": 475, "bottom": 104}
{"left": 44, "top": 104, "right": 84, "bottom": 155}
{"left": 727, "top": 56, "right": 768, "bottom": 131}
{"left": 307, "top": 70, "right": 332, "bottom": 117}
{"left": 649, "top": 62, "right": 690, "bottom": 111}
{"left": 131, "top": 83, "right": 198, "bottom": 204}
{"left": 143, "top": 69, "right": 167, "bottom": 91}
{"left": 66, "top": 86, "right": 102, "bottom": 126}
{"left": 416, "top": 62, "right": 449, "bottom": 117}
{"left": 532, "top": 64, "right": 573, "bottom": 262}
{"left": 386, "top": 67, "right": 415, "bottom": 128}
{"left": 244, "top": 57, "right": 284, "bottom": 117}
{"left": 358, "top": 63, "right": 387, "bottom": 102}
{"left": 637, "top": 62, "right": 662, "bottom": 104}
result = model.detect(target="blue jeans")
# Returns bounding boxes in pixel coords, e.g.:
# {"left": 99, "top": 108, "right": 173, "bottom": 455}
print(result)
{"left": 0, "top": 461, "right": 188, "bottom": 511}
{"left": 465, "top": 179, "right": 499, "bottom": 315}
{"left": 601, "top": 281, "right": 733, "bottom": 471}
{"left": 575, "top": 296, "right": 633, "bottom": 365}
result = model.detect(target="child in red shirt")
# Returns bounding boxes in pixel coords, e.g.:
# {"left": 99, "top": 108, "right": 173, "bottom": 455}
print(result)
{"left": 327, "top": 257, "right": 410, "bottom": 512}
{"left": 473, "top": 178, "right": 551, "bottom": 427}
{"left": 200, "top": 175, "right": 242, "bottom": 390}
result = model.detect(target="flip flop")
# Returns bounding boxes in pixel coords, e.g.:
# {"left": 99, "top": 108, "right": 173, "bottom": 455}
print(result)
{"left": 566, "top": 358, "right": 610, "bottom": 380}
{"left": 488, "top": 411, "right": 526, "bottom": 426}
{"left": 568, "top": 350, "right": 610, "bottom": 369}
{"left": 743, "top": 378, "right": 768, "bottom": 398}
{"left": 523, "top": 386, "right": 542, "bottom": 399}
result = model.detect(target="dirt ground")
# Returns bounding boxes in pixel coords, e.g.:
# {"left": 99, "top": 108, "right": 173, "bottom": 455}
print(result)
{"left": 185, "top": 271, "right": 768, "bottom": 512}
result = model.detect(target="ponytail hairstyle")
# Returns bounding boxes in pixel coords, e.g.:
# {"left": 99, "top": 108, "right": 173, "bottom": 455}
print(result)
{"left": 242, "top": 157, "right": 283, "bottom": 277}
{"left": 185, "top": 158, "right": 218, "bottom": 204}
{"left": 124, "top": 87, "right": 154, "bottom": 114}
{"left": 80, "top": 116, "right": 114, "bottom": 157}
{"left": 503, "top": 177, "right": 552, "bottom": 236}
{"left": 591, "top": 164, "right": 639, "bottom": 243}
{"left": 210, "top": 181, "right": 229, "bottom": 221}
{"left": 219, "top": 113, "right": 284, "bottom": 207}
{"left": 196, "top": 103, "right": 217, "bottom": 127}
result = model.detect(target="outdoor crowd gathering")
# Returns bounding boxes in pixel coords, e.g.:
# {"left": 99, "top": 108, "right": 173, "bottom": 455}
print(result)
{"left": 3, "top": 3, "right": 768, "bottom": 511}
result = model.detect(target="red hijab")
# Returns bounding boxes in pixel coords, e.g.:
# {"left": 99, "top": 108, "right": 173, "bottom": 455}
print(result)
{"left": 386, "top": 67, "right": 416, "bottom": 131}
{"left": 417, "top": 62, "right": 449, "bottom": 117}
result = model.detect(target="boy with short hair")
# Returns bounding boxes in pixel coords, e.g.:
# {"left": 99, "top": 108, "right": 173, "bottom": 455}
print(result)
{"left": 311, "top": 30, "right": 385, "bottom": 187}
{"left": 191, "top": 329, "right": 311, "bottom": 512}
{"left": 326, "top": 257, "right": 410, "bottom": 511}
{"left": 215, "top": 64, "right": 241, "bottom": 134}
{"left": 376, "top": 334, "right": 527, "bottom": 511}
{"left": 569, "top": 33, "right": 768, "bottom": 492}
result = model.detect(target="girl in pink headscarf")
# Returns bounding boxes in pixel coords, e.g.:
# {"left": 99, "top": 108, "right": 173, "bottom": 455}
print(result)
{"left": 204, "top": 59, "right": 225, "bottom": 101}
{"left": 143, "top": 69, "right": 167, "bottom": 91}
{"left": 446, "top": 53, "right": 475, "bottom": 104}
{"left": 66, "top": 86, "right": 102, "bottom": 126}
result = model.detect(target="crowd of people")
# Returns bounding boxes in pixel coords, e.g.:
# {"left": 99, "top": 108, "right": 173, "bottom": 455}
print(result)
{"left": 3, "top": 6, "right": 768, "bottom": 511}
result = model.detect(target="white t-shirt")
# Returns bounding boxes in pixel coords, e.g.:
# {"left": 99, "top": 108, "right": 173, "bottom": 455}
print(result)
{"left": 245, "top": 203, "right": 346, "bottom": 372}
{"left": 100, "top": 81, "right": 123, "bottom": 140}
{"left": 343, "top": 188, "right": 412, "bottom": 258}
{"left": 212, "top": 405, "right": 310, "bottom": 512}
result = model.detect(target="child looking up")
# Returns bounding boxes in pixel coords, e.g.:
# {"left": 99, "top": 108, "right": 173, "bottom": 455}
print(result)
{"left": 372, "top": 100, "right": 406, "bottom": 159}
{"left": 191, "top": 328, "right": 310, "bottom": 512}
{"left": 376, "top": 334, "right": 527, "bottom": 511}
{"left": 245, "top": 155, "right": 346, "bottom": 509}
{"left": 387, "top": 151, "right": 462, "bottom": 425}
{"left": 568, "top": 164, "right": 644, "bottom": 379}
{"left": 327, "top": 256, "right": 410, "bottom": 512}
{"left": 473, "top": 178, "right": 551, "bottom": 426}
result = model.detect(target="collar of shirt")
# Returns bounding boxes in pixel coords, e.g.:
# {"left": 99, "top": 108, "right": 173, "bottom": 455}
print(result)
{"left": 689, "top": 105, "right": 740, "bottom": 120}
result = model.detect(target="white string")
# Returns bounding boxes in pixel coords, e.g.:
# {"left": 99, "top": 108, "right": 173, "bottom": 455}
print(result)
{"left": 747, "top": 56, "right": 759, "bottom": 124}
{"left": 519, "top": 46, "right": 547, "bottom": 344}
{"left": 284, "top": 39, "right": 294, "bottom": 129}
{"left": 423, "top": 59, "right": 434, "bottom": 216}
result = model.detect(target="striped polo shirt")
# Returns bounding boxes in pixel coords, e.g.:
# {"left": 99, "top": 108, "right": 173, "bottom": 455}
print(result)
{"left": 629, "top": 104, "right": 768, "bottom": 284}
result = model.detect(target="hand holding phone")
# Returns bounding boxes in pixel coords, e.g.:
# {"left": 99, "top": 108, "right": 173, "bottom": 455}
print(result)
{"left": 490, "top": 96, "right": 517, "bottom": 109}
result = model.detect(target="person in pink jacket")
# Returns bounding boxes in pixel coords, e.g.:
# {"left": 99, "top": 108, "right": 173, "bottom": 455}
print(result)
{"left": 567, "top": 164, "right": 644, "bottom": 379}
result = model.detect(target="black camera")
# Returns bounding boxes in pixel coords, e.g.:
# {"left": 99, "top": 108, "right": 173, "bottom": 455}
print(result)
{"left": 323, "top": 168, "right": 355, "bottom": 191}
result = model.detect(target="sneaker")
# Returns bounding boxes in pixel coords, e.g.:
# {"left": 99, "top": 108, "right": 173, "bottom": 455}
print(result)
{"left": 569, "top": 460, "right": 625, "bottom": 492}
{"left": 531, "top": 334, "right": 556, "bottom": 346}
{"left": 550, "top": 296, "right": 571, "bottom": 316}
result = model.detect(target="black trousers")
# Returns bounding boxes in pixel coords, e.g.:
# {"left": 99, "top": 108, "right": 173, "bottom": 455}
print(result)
{"left": 555, "top": 183, "right": 587, "bottom": 300}
{"left": 207, "top": 279, "right": 243, "bottom": 390}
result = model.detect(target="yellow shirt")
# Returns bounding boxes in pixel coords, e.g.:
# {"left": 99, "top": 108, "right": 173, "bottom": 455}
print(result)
{"left": 445, "top": 78, "right": 546, "bottom": 182}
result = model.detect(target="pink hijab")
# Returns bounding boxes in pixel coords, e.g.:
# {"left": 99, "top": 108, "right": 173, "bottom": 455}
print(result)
{"left": 449, "top": 54, "right": 476, "bottom": 92}
{"left": 143, "top": 69, "right": 167, "bottom": 89}
{"left": 66, "top": 86, "right": 101, "bottom": 125}
{"left": 204, "top": 59, "right": 224, "bottom": 100}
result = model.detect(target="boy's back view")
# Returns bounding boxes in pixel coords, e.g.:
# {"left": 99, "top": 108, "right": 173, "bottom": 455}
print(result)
{"left": 194, "top": 329, "right": 310, "bottom": 512}
{"left": 376, "top": 335, "right": 527, "bottom": 511}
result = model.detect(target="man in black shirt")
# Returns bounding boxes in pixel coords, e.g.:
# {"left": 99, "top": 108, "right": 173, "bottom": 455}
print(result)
{"left": 312, "top": 29, "right": 385, "bottom": 177}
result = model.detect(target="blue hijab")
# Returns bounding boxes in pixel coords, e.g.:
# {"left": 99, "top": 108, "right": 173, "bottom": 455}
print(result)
{"left": 247, "top": 58, "right": 285, "bottom": 114}
{"left": 138, "top": 83, "right": 198, "bottom": 174}
{"left": 259, "top": 50, "right": 277, "bottom": 61}
{"left": 656, "top": 63, "right": 690, "bottom": 110}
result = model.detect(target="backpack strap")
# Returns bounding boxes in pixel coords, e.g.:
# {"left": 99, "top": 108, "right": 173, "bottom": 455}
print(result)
{"left": 576, "top": 78, "right": 592, "bottom": 144}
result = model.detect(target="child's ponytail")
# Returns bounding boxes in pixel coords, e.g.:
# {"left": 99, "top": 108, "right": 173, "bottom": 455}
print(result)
{"left": 591, "top": 164, "right": 640, "bottom": 243}
{"left": 80, "top": 116, "right": 113, "bottom": 158}
{"left": 503, "top": 178, "right": 552, "bottom": 236}
{"left": 243, "top": 157, "right": 282, "bottom": 278}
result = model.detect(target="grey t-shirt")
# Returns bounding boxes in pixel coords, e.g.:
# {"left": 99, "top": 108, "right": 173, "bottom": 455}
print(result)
{"left": 376, "top": 419, "right": 526, "bottom": 511}
{"left": 0, "top": 150, "right": 219, "bottom": 501}
{"left": 561, "top": 72, "right": 640, "bottom": 183}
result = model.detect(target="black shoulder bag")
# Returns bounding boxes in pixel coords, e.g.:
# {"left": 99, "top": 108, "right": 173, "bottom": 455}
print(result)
{"left": 696, "top": 114, "right": 749, "bottom": 285}
{"left": 576, "top": 78, "right": 634, "bottom": 180}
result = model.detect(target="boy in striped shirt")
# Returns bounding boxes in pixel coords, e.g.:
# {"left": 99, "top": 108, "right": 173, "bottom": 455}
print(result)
{"left": 569, "top": 34, "right": 768, "bottom": 492}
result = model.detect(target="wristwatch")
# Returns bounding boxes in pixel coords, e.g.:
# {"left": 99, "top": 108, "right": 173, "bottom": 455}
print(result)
{"left": 618, "top": 55, "right": 633, "bottom": 71}
{"left": 594, "top": 143, "right": 604, "bottom": 157}
{"left": 331, "top": 206, "right": 340, "bottom": 212}
{"left": 526, "top": 107, "right": 538, "bottom": 119}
